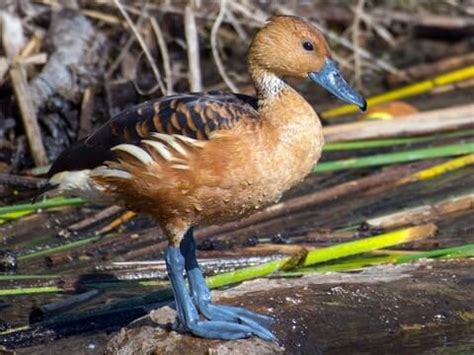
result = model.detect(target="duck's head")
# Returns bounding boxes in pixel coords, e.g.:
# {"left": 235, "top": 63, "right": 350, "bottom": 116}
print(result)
{"left": 249, "top": 15, "right": 366, "bottom": 111}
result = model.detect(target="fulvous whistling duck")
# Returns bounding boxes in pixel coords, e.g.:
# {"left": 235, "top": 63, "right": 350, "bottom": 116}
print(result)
{"left": 40, "top": 15, "right": 366, "bottom": 341}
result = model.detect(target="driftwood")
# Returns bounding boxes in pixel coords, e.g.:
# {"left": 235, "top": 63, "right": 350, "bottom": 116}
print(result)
{"left": 323, "top": 104, "right": 474, "bottom": 143}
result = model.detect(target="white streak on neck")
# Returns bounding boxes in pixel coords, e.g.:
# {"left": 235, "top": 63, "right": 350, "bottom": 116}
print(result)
{"left": 253, "top": 71, "right": 286, "bottom": 100}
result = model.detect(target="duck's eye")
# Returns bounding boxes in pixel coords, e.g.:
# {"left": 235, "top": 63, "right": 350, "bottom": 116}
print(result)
{"left": 303, "top": 41, "right": 314, "bottom": 51}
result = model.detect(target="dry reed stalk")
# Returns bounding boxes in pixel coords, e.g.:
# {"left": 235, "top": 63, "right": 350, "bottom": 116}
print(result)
{"left": 184, "top": 3, "right": 202, "bottom": 92}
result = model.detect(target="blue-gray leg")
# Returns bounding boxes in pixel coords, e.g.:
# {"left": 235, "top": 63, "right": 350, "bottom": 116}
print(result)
{"left": 165, "top": 246, "right": 275, "bottom": 341}
{"left": 179, "top": 228, "right": 275, "bottom": 337}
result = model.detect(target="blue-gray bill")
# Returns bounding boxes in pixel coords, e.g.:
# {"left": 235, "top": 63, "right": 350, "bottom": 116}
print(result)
{"left": 308, "top": 58, "right": 367, "bottom": 111}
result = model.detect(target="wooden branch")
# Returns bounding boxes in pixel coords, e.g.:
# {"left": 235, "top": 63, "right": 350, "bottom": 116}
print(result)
{"left": 184, "top": 3, "right": 202, "bottom": 92}
{"left": 10, "top": 61, "right": 48, "bottom": 167}
{"left": 65, "top": 206, "right": 123, "bottom": 233}
{"left": 150, "top": 17, "right": 173, "bottom": 95}
{"left": 78, "top": 87, "right": 94, "bottom": 139}
{"left": 211, "top": 0, "right": 238, "bottom": 92}
{"left": 323, "top": 104, "right": 474, "bottom": 143}
{"left": 366, "top": 193, "right": 474, "bottom": 229}
{"left": 114, "top": 0, "right": 165, "bottom": 95}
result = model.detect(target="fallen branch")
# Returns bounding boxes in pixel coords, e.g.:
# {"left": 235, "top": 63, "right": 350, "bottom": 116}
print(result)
{"left": 10, "top": 61, "right": 48, "bottom": 166}
{"left": 323, "top": 104, "right": 474, "bottom": 142}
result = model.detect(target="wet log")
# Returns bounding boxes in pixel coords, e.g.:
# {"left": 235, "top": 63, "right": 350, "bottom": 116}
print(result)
{"left": 4, "top": 260, "right": 472, "bottom": 352}
{"left": 105, "top": 260, "right": 474, "bottom": 354}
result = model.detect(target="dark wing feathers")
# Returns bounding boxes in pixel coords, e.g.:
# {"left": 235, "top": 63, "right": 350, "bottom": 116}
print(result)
{"left": 48, "top": 91, "right": 259, "bottom": 177}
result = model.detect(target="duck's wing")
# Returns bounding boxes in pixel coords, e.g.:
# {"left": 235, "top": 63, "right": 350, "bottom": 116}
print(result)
{"left": 48, "top": 91, "right": 258, "bottom": 177}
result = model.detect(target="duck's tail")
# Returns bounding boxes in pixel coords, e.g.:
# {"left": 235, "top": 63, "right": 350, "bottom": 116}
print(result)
{"left": 31, "top": 181, "right": 60, "bottom": 203}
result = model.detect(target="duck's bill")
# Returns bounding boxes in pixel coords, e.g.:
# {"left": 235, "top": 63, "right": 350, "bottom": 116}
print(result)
{"left": 308, "top": 58, "right": 367, "bottom": 111}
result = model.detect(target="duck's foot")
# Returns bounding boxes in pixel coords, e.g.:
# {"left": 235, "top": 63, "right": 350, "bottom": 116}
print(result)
{"left": 187, "top": 267, "right": 273, "bottom": 330}
{"left": 180, "top": 228, "right": 275, "bottom": 332}
{"left": 166, "top": 247, "right": 276, "bottom": 341}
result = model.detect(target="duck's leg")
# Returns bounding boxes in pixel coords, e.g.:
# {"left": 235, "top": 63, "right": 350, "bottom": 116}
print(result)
{"left": 165, "top": 246, "right": 275, "bottom": 341}
{"left": 180, "top": 228, "right": 274, "bottom": 331}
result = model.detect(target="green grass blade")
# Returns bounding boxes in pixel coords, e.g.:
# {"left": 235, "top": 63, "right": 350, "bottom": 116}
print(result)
{"left": 314, "top": 142, "right": 474, "bottom": 173}
{"left": 0, "top": 286, "right": 63, "bottom": 296}
{"left": 206, "top": 257, "right": 292, "bottom": 289}
{"left": 323, "top": 130, "right": 474, "bottom": 152}
{"left": 0, "top": 210, "right": 33, "bottom": 224}
{"left": 303, "top": 224, "right": 435, "bottom": 266}
{"left": 18, "top": 235, "right": 105, "bottom": 261}
{"left": 0, "top": 197, "right": 86, "bottom": 215}
{"left": 397, "top": 243, "right": 474, "bottom": 262}
{"left": 0, "top": 274, "right": 59, "bottom": 281}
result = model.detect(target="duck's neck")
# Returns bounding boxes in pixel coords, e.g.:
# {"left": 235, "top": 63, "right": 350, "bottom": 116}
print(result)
{"left": 250, "top": 67, "right": 288, "bottom": 104}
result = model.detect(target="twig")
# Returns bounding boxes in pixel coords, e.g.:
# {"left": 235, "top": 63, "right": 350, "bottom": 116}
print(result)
{"left": 96, "top": 210, "right": 136, "bottom": 235}
{"left": 114, "top": 0, "right": 165, "bottom": 95}
{"left": 184, "top": 3, "right": 202, "bottom": 92}
{"left": 65, "top": 205, "right": 123, "bottom": 233}
{"left": 10, "top": 61, "right": 48, "bottom": 166}
{"left": 105, "top": 18, "right": 143, "bottom": 78}
{"left": 150, "top": 17, "right": 173, "bottom": 95}
{"left": 351, "top": 0, "right": 365, "bottom": 89}
{"left": 78, "top": 87, "right": 95, "bottom": 139}
{"left": 210, "top": 0, "right": 238, "bottom": 92}
{"left": 225, "top": 6, "right": 248, "bottom": 41}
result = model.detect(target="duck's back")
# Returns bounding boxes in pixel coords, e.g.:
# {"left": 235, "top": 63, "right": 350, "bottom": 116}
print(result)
{"left": 48, "top": 91, "right": 259, "bottom": 178}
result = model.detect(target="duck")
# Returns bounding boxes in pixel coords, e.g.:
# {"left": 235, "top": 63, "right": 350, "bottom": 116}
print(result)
{"left": 40, "top": 15, "right": 366, "bottom": 341}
